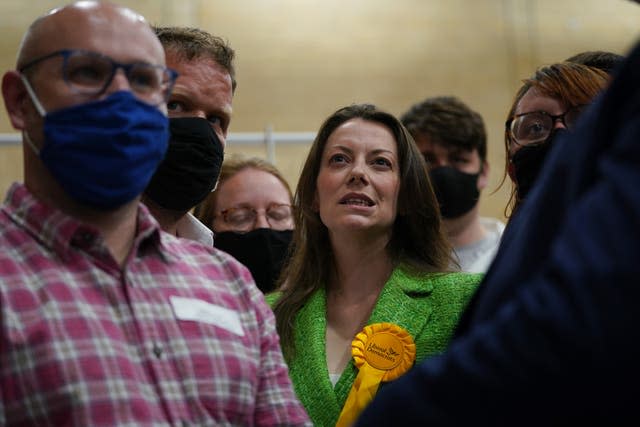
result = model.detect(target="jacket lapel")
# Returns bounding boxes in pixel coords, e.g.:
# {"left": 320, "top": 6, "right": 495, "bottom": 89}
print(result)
{"left": 367, "top": 267, "right": 434, "bottom": 348}
{"left": 292, "top": 288, "right": 342, "bottom": 426}
{"left": 333, "top": 267, "right": 434, "bottom": 416}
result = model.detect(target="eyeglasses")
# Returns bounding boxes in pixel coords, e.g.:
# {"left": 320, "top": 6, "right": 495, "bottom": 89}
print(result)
{"left": 506, "top": 105, "right": 587, "bottom": 146}
{"left": 19, "top": 49, "right": 178, "bottom": 106}
{"left": 216, "top": 204, "right": 293, "bottom": 232}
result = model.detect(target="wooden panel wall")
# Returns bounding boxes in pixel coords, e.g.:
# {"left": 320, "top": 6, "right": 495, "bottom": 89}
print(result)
{"left": 1, "top": 0, "right": 639, "bottom": 220}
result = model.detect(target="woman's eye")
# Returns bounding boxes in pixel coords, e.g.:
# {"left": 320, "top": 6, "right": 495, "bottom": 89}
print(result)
{"left": 526, "top": 123, "right": 546, "bottom": 137}
{"left": 373, "top": 157, "right": 392, "bottom": 168}
{"left": 329, "top": 154, "right": 348, "bottom": 164}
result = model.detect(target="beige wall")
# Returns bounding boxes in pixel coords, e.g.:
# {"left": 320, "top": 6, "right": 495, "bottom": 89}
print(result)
{"left": 1, "top": 0, "right": 639, "bottom": 221}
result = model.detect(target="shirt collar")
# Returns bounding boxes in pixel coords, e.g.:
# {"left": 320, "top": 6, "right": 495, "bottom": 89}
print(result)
{"left": 2, "top": 182, "right": 170, "bottom": 263}
{"left": 176, "top": 212, "right": 214, "bottom": 247}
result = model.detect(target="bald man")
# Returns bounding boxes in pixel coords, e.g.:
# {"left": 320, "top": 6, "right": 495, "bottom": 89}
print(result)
{"left": 0, "top": 2, "right": 309, "bottom": 425}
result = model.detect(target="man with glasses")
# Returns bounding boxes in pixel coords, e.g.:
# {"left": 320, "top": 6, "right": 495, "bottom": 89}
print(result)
{"left": 0, "top": 2, "right": 309, "bottom": 425}
{"left": 143, "top": 26, "right": 235, "bottom": 246}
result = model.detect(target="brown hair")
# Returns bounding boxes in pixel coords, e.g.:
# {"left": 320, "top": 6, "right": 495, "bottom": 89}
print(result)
{"left": 565, "top": 50, "right": 625, "bottom": 75}
{"left": 401, "top": 96, "right": 487, "bottom": 161}
{"left": 273, "top": 103, "right": 452, "bottom": 358}
{"left": 153, "top": 26, "right": 237, "bottom": 93}
{"left": 502, "top": 62, "right": 608, "bottom": 217}
{"left": 193, "top": 154, "right": 293, "bottom": 230}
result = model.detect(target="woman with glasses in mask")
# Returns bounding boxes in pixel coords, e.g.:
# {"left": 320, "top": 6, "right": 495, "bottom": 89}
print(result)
{"left": 268, "top": 104, "right": 481, "bottom": 427}
{"left": 194, "top": 154, "right": 294, "bottom": 293}
{"left": 504, "top": 62, "right": 608, "bottom": 218}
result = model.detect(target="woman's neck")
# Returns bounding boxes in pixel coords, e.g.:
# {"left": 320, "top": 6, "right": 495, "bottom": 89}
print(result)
{"left": 325, "top": 236, "right": 394, "bottom": 375}
{"left": 328, "top": 228, "right": 393, "bottom": 296}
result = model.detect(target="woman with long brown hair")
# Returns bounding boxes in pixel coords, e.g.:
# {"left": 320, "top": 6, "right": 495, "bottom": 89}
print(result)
{"left": 269, "top": 103, "right": 481, "bottom": 426}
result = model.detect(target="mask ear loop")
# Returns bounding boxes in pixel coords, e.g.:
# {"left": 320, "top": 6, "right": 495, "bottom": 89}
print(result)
{"left": 22, "top": 129, "right": 41, "bottom": 156}
{"left": 20, "top": 75, "right": 47, "bottom": 117}
{"left": 19, "top": 75, "right": 47, "bottom": 155}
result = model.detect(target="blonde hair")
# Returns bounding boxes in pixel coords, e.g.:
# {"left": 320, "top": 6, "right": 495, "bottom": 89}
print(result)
{"left": 193, "top": 154, "right": 293, "bottom": 230}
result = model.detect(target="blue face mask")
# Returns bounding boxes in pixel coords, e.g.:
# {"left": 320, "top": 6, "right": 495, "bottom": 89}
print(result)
{"left": 23, "top": 79, "right": 169, "bottom": 209}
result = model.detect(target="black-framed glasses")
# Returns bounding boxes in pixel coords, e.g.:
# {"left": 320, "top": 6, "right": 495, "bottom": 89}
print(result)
{"left": 215, "top": 204, "right": 293, "bottom": 232}
{"left": 19, "top": 49, "right": 178, "bottom": 106}
{"left": 506, "top": 105, "right": 587, "bottom": 146}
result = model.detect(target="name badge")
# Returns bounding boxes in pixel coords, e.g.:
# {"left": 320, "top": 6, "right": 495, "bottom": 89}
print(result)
{"left": 170, "top": 296, "right": 244, "bottom": 336}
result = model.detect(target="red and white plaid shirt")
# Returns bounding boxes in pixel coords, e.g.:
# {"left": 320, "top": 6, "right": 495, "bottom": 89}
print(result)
{"left": 0, "top": 183, "right": 310, "bottom": 426}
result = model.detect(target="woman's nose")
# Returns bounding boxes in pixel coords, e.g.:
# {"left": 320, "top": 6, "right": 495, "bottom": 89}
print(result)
{"left": 253, "top": 211, "right": 271, "bottom": 229}
{"left": 348, "top": 162, "right": 368, "bottom": 185}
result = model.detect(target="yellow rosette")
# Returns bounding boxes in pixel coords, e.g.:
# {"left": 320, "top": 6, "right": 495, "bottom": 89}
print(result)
{"left": 335, "top": 322, "right": 416, "bottom": 427}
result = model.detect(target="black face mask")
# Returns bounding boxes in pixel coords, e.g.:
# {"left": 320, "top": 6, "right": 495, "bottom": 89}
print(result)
{"left": 145, "top": 117, "right": 224, "bottom": 212}
{"left": 510, "top": 128, "right": 567, "bottom": 202}
{"left": 214, "top": 228, "right": 294, "bottom": 294}
{"left": 428, "top": 166, "right": 480, "bottom": 219}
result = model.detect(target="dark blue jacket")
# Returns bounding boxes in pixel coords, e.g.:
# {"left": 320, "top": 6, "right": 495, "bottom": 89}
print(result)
{"left": 356, "top": 40, "right": 640, "bottom": 426}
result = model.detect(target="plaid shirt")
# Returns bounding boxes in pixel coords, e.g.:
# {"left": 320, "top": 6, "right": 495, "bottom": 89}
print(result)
{"left": 0, "top": 183, "right": 310, "bottom": 426}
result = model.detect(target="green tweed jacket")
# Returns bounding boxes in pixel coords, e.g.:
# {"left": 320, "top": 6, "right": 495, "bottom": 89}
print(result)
{"left": 267, "top": 266, "right": 481, "bottom": 427}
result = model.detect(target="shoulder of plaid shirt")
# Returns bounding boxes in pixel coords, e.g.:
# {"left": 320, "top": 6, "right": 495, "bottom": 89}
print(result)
{"left": 0, "top": 183, "right": 311, "bottom": 426}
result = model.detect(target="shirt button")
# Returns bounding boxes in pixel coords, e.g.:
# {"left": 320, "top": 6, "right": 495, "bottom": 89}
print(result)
{"left": 153, "top": 344, "right": 163, "bottom": 358}
{"left": 72, "top": 231, "right": 93, "bottom": 246}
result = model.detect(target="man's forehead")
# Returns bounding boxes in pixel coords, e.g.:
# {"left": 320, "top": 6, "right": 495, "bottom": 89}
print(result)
{"left": 166, "top": 53, "right": 233, "bottom": 101}
{"left": 20, "top": 1, "right": 162, "bottom": 66}
{"left": 165, "top": 51, "right": 229, "bottom": 74}
{"left": 422, "top": 139, "right": 478, "bottom": 157}
{"left": 48, "top": 1, "right": 146, "bottom": 22}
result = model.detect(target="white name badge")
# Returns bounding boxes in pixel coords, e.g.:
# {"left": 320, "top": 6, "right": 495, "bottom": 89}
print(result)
{"left": 170, "top": 296, "right": 244, "bottom": 336}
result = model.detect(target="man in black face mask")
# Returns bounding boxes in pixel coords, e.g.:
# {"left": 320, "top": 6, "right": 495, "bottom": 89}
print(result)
{"left": 143, "top": 26, "right": 235, "bottom": 246}
{"left": 401, "top": 96, "right": 505, "bottom": 273}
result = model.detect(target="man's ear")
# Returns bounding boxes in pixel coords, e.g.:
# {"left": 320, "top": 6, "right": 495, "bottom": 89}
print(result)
{"left": 2, "top": 71, "right": 28, "bottom": 130}
{"left": 477, "top": 160, "right": 490, "bottom": 191}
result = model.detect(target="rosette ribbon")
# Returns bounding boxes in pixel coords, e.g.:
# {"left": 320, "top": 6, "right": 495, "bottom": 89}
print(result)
{"left": 335, "top": 322, "right": 416, "bottom": 427}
